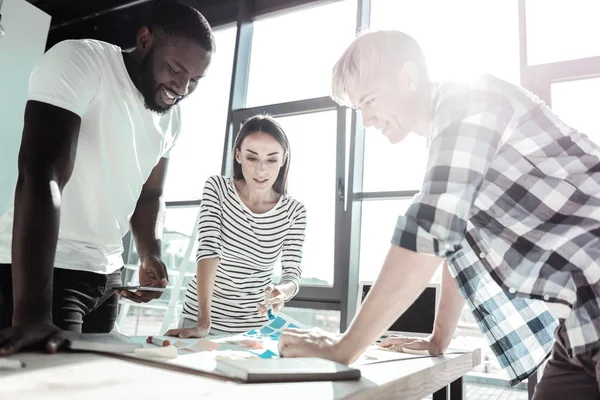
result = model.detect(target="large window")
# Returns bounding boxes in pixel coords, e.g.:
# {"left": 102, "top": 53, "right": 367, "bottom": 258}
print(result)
{"left": 363, "top": 130, "right": 428, "bottom": 192}
{"left": 526, "top": 0, "right": 600, "bottom": 65}
{"left": 551, "top": 77, "right": 600, "bottom": 143}
{"left": 358, "top": 199, "right": 412, "bottom": 282}
{"left": 370, "top": 0, "right": 520, "bottom": 83}
{"left": 163, "top": 26, "right": 237, "bottom": 201}
{"left": 245, "top": 0, "right": 357, "bottom": 106}
{"left": 277, "top": 111, "right": 338, "bottom": 286}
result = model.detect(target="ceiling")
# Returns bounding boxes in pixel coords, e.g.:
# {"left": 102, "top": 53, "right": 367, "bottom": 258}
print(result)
{"left": 27, "top": 0, "right": 149, "bottom": 28}
{"left": 24, "top": 0, "right": 323, "bottom": 49}
{"left": 24, "top": 0, "right": 234, "bottom": 49}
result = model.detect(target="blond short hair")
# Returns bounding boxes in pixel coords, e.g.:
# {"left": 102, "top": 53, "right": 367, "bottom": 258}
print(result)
{"left": 331, "top": 30, "right": 428, "bottom": 107}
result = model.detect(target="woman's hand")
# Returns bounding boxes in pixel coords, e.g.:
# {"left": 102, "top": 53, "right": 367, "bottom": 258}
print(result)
{"left": 257, "top": 284, "right": 286, "bottom": 315}
{"left": 164, "top": 319, "right": 211, "bottom": 338}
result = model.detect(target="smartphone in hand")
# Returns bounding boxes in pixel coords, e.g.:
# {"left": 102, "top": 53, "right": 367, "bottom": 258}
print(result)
{"left": 112, "top": 285, "right": 165, "bottom": 293}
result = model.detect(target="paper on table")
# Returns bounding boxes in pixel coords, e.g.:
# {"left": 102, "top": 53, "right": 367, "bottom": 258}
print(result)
{"left": 134, "top": 345, "right": 179, "bottom": 360}
{"left": 0, "top": 358, "right": 24, "bottom": 370}
{"left": 351, "top": 346, "right": 435, "bottom": 367}
{"left": 183, "top": 338, "right": 221, "bottom": 352}
{"left": 351, "top": 345, "right": 471, "bottom": 367}
{"left": 241, "top": 314, "right": 303, "bottom": 341}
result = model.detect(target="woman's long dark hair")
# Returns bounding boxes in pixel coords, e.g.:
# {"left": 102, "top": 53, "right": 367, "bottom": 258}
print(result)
{"left": 232, "top": 114, "right": 291, "bottom": 195}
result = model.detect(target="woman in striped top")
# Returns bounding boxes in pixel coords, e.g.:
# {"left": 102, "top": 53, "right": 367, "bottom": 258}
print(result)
{"left": 165, "top": 115, "right": 307, "bottom": 337}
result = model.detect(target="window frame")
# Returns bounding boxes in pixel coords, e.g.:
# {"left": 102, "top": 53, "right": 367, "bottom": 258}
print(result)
{"left": 127, "top": 0, "right": 600, "bottom": 336}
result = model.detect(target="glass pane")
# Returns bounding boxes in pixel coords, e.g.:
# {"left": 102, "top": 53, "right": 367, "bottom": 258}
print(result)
{"left": 371, "top": 0, "right": 519, "bottom": 83}
{"left": 358, "top": 199, "right": 442, "bottom": 283}
{"left": 551, "top": 77, "right": 600, "bottom": 144}
{"left": 246, "top": 0, "right": 357, "bottom": 106}
{"left": 527, "top": 0, "right": 600, "bottom": 65}
{"left": 281, "top": 308, "right": 340, "bottom": 333}
{"left": 363, "top": 129, "right": 429, "bottom": 192}
{"left": 118, "top": 308, "right": 167, "bottom": 336}
{"left": 163, "top": 26, "right": 237, "bottom": 201}
{"left": 127, "top": 206, "right": 199, "bottom": 271}
{"left": 270, "top": 111, "right": 337, "bottom": 286}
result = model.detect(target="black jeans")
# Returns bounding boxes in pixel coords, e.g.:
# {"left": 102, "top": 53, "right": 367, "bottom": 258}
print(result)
{"left": 0, "top": 264, "right": 122, "bottom": 333}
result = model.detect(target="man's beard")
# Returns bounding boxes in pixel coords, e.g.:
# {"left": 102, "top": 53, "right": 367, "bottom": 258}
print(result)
{"left": 138, "top": 51, "right": 186, "bottom": 115}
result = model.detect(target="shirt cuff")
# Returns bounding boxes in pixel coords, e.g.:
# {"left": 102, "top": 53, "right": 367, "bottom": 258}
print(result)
{"left": 279, "top": 276, "right": 300, "bottom": 299}
{"left": 391, "top": 215, "right": 460, "bottom": 257}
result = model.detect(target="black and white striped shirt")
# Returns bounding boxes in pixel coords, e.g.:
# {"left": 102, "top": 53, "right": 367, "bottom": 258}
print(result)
{"left": 182, "top": 175, "right": 307, "bottom": 333}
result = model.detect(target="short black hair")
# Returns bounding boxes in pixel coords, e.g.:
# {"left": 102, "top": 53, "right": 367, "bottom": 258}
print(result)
{"left": 146, "top": 1, "right": 216, "bottom": 52}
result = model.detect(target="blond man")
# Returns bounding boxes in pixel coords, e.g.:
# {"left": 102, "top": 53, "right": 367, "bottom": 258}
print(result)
{"left": 279, "top": 30, "right": 600, "bottom": 399}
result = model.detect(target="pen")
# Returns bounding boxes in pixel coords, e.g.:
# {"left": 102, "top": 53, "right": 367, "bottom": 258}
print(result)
{"left": 146, "top": 336, "right": 171, "bottom": 347}
{"left": 0, "top": 358, "right": 24, "bottom": 370}
{"left": 267, "top": 307, "right": 275, "bottom": 321}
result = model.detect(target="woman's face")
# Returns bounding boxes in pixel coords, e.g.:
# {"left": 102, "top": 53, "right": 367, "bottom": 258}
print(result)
{"left": 236, "top": 131, "right": 286, "bottom": 193}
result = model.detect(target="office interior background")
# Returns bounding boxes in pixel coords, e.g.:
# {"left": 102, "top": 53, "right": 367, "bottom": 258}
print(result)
{"left": 2, "top": 0, "right": 599, "bottom": 398}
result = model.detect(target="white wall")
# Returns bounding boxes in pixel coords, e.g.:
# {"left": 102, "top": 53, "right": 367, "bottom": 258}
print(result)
{"left": 0, "top": 0, "right": 50, "bottom": 211}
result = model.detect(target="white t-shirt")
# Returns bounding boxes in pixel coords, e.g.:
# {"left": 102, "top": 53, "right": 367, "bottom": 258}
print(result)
{"left": 0, "top": 39, "right": 181, "bottom": 274}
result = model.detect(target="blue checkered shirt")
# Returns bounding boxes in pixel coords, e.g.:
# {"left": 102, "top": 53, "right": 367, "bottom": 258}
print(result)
{"left": 392, "top": 74, "right": 600, "bottom": 385}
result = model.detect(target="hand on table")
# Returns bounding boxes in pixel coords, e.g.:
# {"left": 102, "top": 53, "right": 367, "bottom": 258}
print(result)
{"left": 165, "top": 321, "right": 211, "bottom": 339}
{"left": 257, "top": 284, "right": 285, "bottom": 316}
{"left": 378, "top": 334, "right": 447, "bottom": 355}
{"left": 278, "top": 327, "right": 351, "bottom": 364}
{"left": 115, "top": 255, "right": 168, "bottom": 303}
{"left": 0, "top": 321, "right": 66, "bottom": 355}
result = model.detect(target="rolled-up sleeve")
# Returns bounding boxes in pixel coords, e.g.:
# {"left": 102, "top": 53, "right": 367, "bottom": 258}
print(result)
{"left": 392, "top": 79, "right": 513, "bottom": 257}
{"left": 196, "top": 176, "right": 224, "bottom": 261}
{"left": 279, "top": 201, "right": 307, "bottom": 298}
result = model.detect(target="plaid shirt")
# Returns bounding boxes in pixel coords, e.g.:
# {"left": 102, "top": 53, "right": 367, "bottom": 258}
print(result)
{"left": 392, "top": 73, "right": 600, "bottom": 384}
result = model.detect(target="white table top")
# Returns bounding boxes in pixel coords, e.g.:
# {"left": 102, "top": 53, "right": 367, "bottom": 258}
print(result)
{"left": 0, "top": 346, "right": 480, "bottom": 400}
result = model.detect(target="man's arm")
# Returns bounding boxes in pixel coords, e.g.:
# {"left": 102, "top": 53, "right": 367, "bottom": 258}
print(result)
{"left": 431, "top": 262, "right": 465, "bottom": 349}
{"left": 379, "top": 261, "right": 466, "bottom": 353}
{"left": 130, "top": 157, "right": 169, "bottom": 262}
{"left": 336, "top": 246, "right": 443, "bottom": 363}
{"left": 122, "top": 158, "right": 170, "bottom": 302}
{"left": 12, "top": 101, "right": 81, "bottom": 325}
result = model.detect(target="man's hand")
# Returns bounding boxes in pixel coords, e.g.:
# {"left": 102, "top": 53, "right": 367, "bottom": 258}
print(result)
{"left": 116, "top": 255, "right": 168, "bottom": 303}
{"left": 379, "top": 334, "right": 447, "bottom": 355}
{"left": 257, "top": 284, "right": 286, "bottom": 316}
{"left": 0, "top": 322, "right": 66, "bottom": 355}
{"left": 278, "top": 328, "right": 351, "bottom": 364}
{"left": 165, "top": 320, "right": 211, "bottom": 339}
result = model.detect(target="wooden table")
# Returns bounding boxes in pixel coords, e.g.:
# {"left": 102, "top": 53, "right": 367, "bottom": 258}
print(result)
{"left": 0, "top": 348, "right": 480, "bottom": 400}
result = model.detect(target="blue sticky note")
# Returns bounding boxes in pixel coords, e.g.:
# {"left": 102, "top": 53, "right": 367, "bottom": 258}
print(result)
{"left": 258, "top": 349, "right": 277, "bottom": 359}
{"left": 244, "top": 329, "right": 259, "bottom": 336}
{"left": 270, "top": 332, "right": 281, "bottom": 340}
{"left": 260, "top": 326, "right": 275, "bottom": 335}
{"left": 269, "top": 316, "right": 286, "bottom": 330}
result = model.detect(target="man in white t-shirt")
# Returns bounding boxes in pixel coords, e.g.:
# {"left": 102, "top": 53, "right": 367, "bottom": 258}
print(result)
{"left": 0, "top": 2, "right": 214, "bottom": 354}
